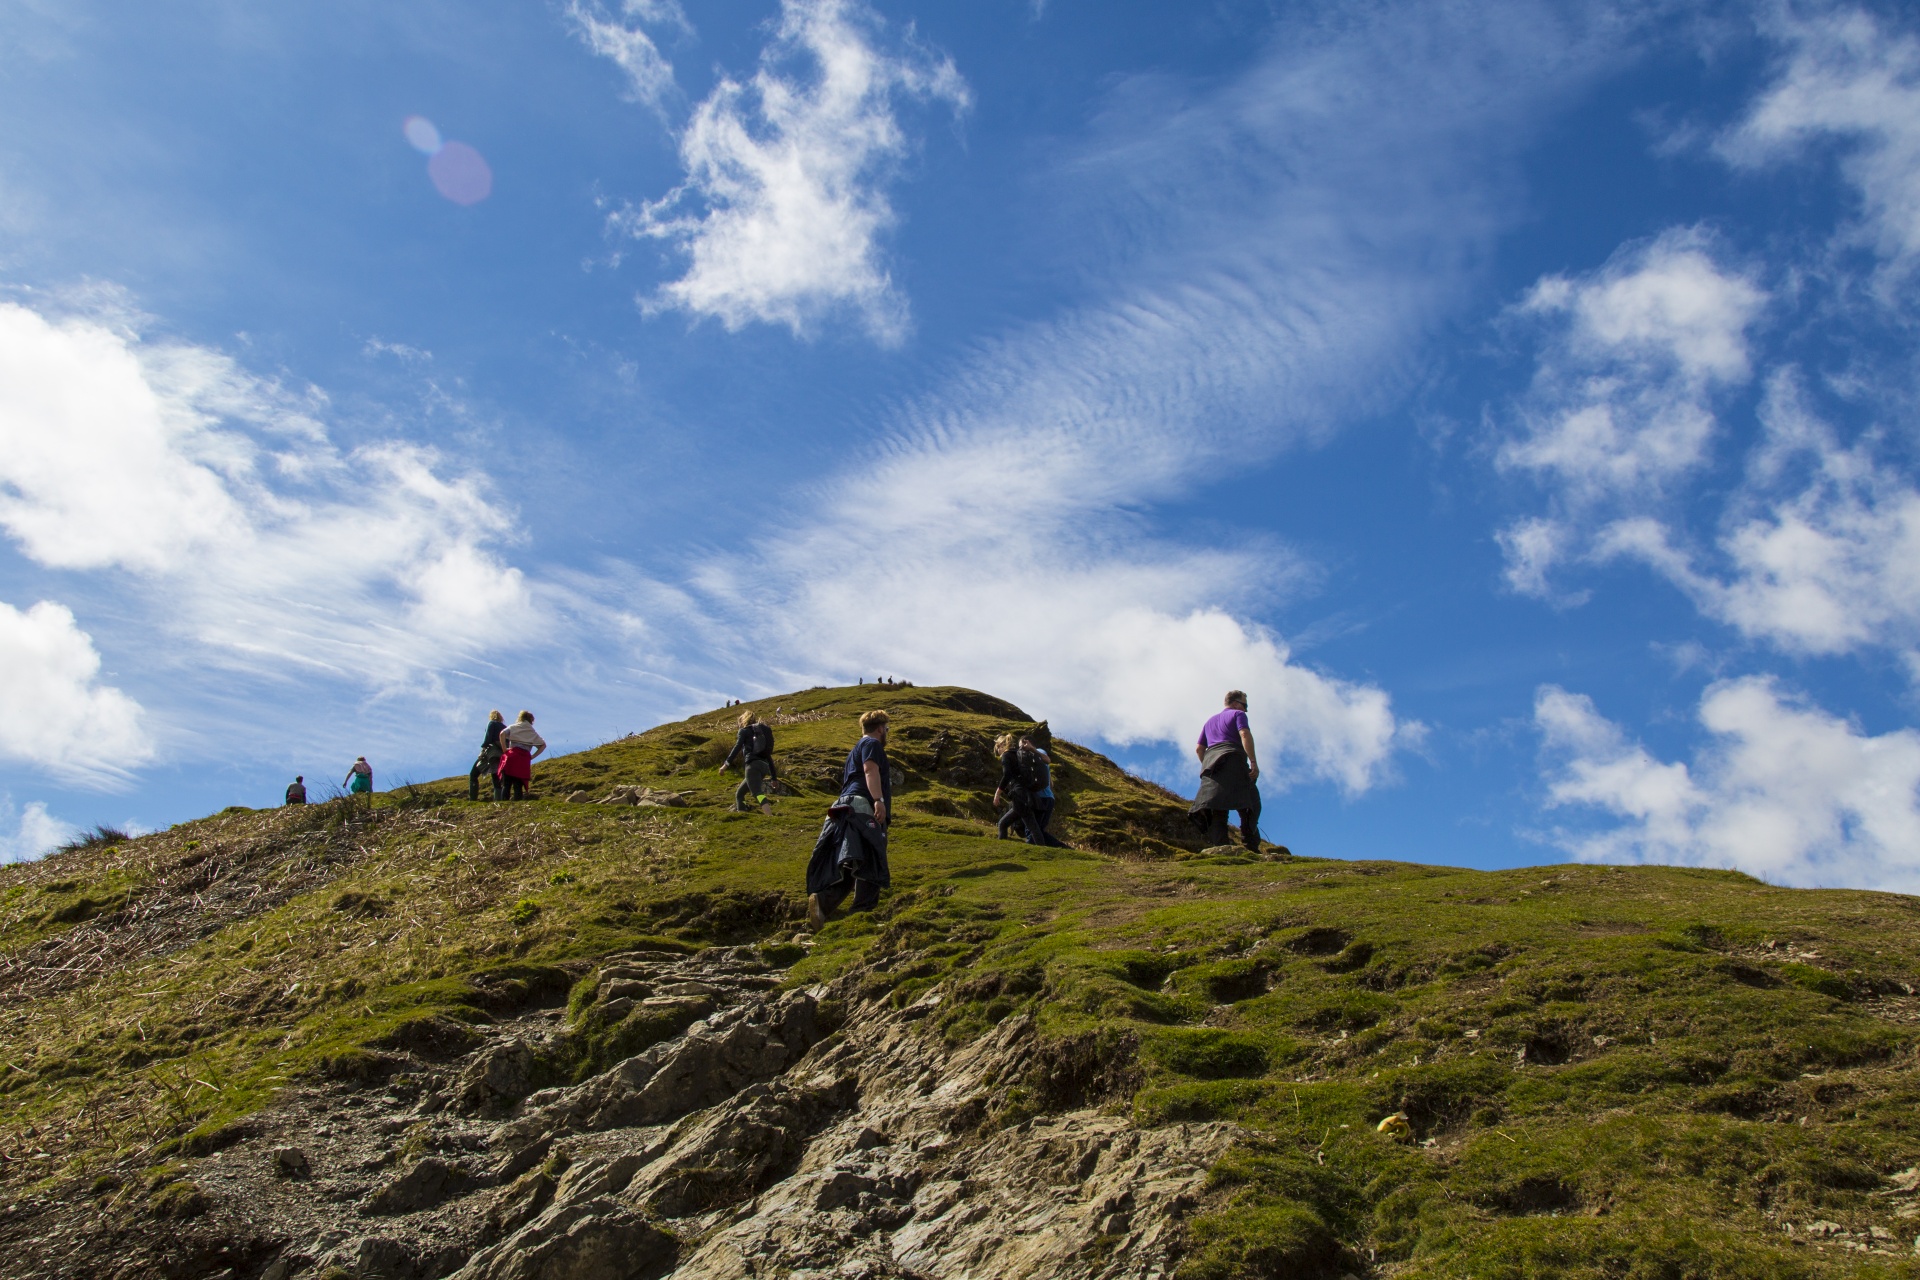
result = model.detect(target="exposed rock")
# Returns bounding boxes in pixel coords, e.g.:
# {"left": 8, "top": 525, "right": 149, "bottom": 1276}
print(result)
{"left": 595, "top": 787, "right": 691, "bottom": 808}
{"left": 453, "top": 1197, "right": 677, "bottom": 1280}
{"left": 270, "top": 1146, "right": 310, "bottom": 1179}
{"left": 458, "top": 1040, "right": 543, "bottom": 1114}
{"left": 365, "top": 1156, "right": 479, "bottom": 1215}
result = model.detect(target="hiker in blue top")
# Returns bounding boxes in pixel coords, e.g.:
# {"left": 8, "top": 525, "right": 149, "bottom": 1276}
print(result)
{"left": 1188, "top": 690, "right": 1262, "bottom": 852}
{"left": 345, "top": 757, "right": 373, "bottom": 796}
{"left": 805, "top": 709, "right": 893, "bottom": 928}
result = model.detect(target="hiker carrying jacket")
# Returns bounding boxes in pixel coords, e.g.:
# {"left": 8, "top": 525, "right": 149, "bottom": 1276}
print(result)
{"left": 345, "top": 757, "right": 373, "bottom": 796}
{"left": 992, "top": 732, "right": 1048, "bottom": 847}
{"left": 719, "top": 709, "right": 778, "bottom": 813}
{"left": 806, "top": 709, "right": 893, "bottom": 928}
{"left": 470, "top": 710, "right": 506, "bottom": 802}
{"left": 1021, "top": 734, "right": 1069, "bottom": 847}
{"left": 284, "top": 776, "right": 307, "bottom": 806}
{"left": 1188, "top": 690, "right": 1262, "bottom": 852}
{"left": 496, "top": 711, "right": 546, "bottom": 802}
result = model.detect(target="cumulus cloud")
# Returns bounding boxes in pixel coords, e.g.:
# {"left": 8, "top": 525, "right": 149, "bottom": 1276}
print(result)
{"left": 1722, "top": 7, "right": 1920, "bottom": 271}
{"left": 1499, "top": 228, "right": 1765, "bottom": 506}
{"left": 567, "top": 0, "right": 688, "bottom": 111}
{"left": 0, "top": 598, "right": 148, "bottom": 782}
{"left": 1599, "top": 371, "right": 1920, "bottom": 660}
{"left": 0, "top": 294, "right": 537, "bottom": 707}
{"left": 620, "top": 0, "right": 969, "bottom": 343}
{"left": 1535, "top": 679, "right": 1920, "bottom": 892}
{"left": 1494, "top": 228, "right": 1766, "bottom": 596}
{"left": 0, "top": 798, "right": 79, "bottom": 864}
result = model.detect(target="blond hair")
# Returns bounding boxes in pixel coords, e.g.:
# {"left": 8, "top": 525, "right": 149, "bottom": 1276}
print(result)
{"left": 993, "top": 732, "right": 1015, "bottom": 754}
{"left": 488, "top": 709, "right": 504, "bottom": 722}
{"left": 859, "top": 709, "right": 890, "bottom": 735}
{"left": 517, "top": 710, "right": 534, "bottom": 723}
{"left": 738, "top": 709, "right": 756, "bottom": 728}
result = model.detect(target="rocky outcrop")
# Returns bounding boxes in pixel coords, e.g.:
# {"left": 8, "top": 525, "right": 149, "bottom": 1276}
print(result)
{"left": 42, "top": 942, "right": 1233, "bottom": 1279}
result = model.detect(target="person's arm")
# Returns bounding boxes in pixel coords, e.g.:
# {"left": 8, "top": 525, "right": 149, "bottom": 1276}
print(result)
{"left": 1239, "top": 724, "right": 1259, "bottom": 784}
{"left": 530, "top": 731, "right": 546, "bottom": 760}
{"left": 720, "top": 729, "right": 745, "bottom": 772}
{"left": 862, "top": 758, "right": 888, "bottom": 825}
{"left": 1195, "top": 734, "right": 1207, "bottom": 762}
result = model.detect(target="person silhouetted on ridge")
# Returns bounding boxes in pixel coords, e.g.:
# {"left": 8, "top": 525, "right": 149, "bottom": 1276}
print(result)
{"left": 471, "top": 710, "right": 506, "bottom": 802}
{"left": 720, "top": 708, "right": 778, "bottom": 813}
{"left": 345, "top": 757, "right": 373, "bottom": 797}
{"left": 284, "top": 776, "right": 307, "bottom": 806}
{"left": 806, "top": 709, "right": 893, "bottom": 928}
{"left": 496, "top": 710, "right": 546, "bottom": 801}
{"left": 1189, "top": 690, "right": 1262, "bottom": 852}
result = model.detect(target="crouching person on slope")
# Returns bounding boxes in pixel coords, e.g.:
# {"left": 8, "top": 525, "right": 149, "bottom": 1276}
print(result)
{"left": 496, "top": 710, "right": 546, "bottom": 801}
{"left": 806, "top": 709, "right": 893, "bottom": 928}
{"left": 1188, "top": 689, "right": 1263, "bottom": 853}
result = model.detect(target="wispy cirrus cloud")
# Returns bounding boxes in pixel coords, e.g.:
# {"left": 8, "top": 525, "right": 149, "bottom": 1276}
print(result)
{"left": 0, "top": 290, "right": 541, "bottom": 735}
{"left": 566, "top": 0, "right": 689, "bottom": 112}
{"left": 659, "top": 0, "right": 1642, "bottom": 792}
{"left": 617, "top": 0, "right": 969, "bottom": 344}
{"left": 1535, "top": 679, "right": 1920, "bottom": 891}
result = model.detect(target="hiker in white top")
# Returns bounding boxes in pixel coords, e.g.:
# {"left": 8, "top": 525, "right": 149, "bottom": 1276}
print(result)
{"left": 496, "top": 711, "right": 546, "bottom": 801}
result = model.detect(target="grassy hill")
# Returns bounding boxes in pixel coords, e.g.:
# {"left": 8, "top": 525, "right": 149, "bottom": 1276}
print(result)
{"left": 3, "top": 683, "right": 1919, "bottom": 1277}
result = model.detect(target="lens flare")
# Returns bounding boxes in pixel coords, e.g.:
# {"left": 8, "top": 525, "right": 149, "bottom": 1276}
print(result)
{"left": 428, "top": 141, "right": 493, "bottom": 206}
{"left": 403, "top": 116, "right": 443, "bottom": 155}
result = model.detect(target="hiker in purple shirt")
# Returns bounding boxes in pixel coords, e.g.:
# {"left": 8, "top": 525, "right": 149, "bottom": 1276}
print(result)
{"left": 1188, "top": 690, "right": 1263, "bottom": 852}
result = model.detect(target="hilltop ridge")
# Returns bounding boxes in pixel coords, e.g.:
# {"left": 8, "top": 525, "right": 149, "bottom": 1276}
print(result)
{"left": 1, "top": 685, "right": 1917, "bottom": 1279}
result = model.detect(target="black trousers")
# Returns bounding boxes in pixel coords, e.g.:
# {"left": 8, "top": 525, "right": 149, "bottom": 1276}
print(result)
{"left": 469, "top": 758, "right": 492, "bottom": 801}
{"left": 1204, "top": 801, "right": 1261, "bottom": 852}
{"left": 816, "top": 871, "right": 881, "bottom": 914}
{"left": 997, "top": 795, "right": 1044, "bottom": 844}
{"left": 500, "top": 776, "right": 526, "bottom": 801}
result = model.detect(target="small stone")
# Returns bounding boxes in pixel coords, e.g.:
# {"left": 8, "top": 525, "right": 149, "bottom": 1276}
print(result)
{"left": 270, "top": 1147, "right": 311, "bottom": 1180}
{"left": 852, "top": 1127, "right": 890, "bottom": 1151}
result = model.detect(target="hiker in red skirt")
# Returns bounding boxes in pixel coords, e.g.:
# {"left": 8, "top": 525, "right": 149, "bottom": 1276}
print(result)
{"left": 495, "top": 710, "right": 546, "bottom": 801}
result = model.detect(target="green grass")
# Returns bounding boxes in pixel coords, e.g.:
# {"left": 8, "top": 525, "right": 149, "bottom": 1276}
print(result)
{"left": 3, "top": 684, "right": 1918, "bottom": 1278}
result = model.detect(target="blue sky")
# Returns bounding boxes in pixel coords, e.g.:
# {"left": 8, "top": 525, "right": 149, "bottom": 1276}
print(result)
{"left": 3, "top": 0, "right": 1920, "bottom": 891}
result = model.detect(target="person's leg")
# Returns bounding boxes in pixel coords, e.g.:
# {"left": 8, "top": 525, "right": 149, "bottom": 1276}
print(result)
{"left": 733, "top": 777, "right": 753, "bottom": 812}
{"left": 1238, "top": 798, "right": 1262, "bottom": 853}
{"left": 469, "top": 761, "right": 482, "bottom": 802}
{"left": 1013, "top": 798, "right": 1043, "bottom": 845}
{"left": 1205, "top": 809, "right": 1230, "bottom": 847}
{"left": 997, "top": 807, "right": 1022, "bottom": 839}
{"left": 849, "top": 877, "right": 881, "bottom": 912}
{"left": 747, "top": 759, "right": 773, "bottom": 805}
{"left": 1034, "top": 797, "right": 1067, "bottom": 847}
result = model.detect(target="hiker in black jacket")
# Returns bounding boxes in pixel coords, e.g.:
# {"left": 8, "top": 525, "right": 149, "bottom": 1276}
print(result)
{"left": 470, "top": 710, "right": 506, "bottom": 802}
{"left": 719, "top": 709, "right": 778, "bottom": 812}
{"left": 993, "top": 733, "right": 1048, "bottom": 846}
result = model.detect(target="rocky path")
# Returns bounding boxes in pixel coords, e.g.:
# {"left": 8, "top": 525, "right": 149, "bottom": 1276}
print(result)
{"left": 2, "top": 943, "right": 1235, "bottom": 1280}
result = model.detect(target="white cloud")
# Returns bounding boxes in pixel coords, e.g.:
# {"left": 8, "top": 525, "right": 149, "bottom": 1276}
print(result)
{"left": 0, "top": 798, "right": 79, "bottom": 864}
{"left": 0, "top": 294, "right": 539, "bottom": 709}
{"left": 1499, "top": 228, "right": 1765, "bottom": 509}
{"left": 0, "top": 598, "right": 149, "bottom": 782}
{"left": 619, "top": 0, "right": 969, "bottom": 343}
{"left": 658, "top": 2, "right": 1640, "bottom": 790}
{"left": 567, "top": 0, "right": 687, "bottom": 111}
{"left": 1599, "top": 371, "right": 1920, "bottom": 659}
{"left": 1535, "top": 679, "right": 1920, "bottom": 892}
{"left": 1722, "top": 7, "right": 1920, "bottom": 270}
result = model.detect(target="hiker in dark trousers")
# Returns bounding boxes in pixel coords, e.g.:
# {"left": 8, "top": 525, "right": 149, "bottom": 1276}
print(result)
{"left": 1189, "top": 690, "right": 1262, "bottom": 852}
{"left": 1022, "top": 734, "right": 1068, "bottom": 846}
{"left": 719, "top": 709, "right": 777, "bottom": 812}
{"left": 992, "top": 733, "right": 1047, "bottom": 846}
{"left": 806, "top": 709, "right": 893, "bottom": 928}
{"left": 471, "top": 710, "right": 505, "bottom": 801}
{"left": 284, "top": 776, "right": 307, "bottom": 806}
{"left": 496, "top": 710, "right": 545, "bottom": 801}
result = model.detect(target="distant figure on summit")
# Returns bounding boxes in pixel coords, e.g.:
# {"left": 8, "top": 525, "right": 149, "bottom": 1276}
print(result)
{"left": 284, "top": 776, "right": 307, "bottom": 806}
{"left": 806, "top": 709, "right": 893, "bottom": 928}
{"left": 496, "top": 711, "right": 546, "bottom": 802}
{"left": 720, "top": 709, "right": 777, "bottom": 813}
{"left": 345, "top": 757, "right": 373, "bottom": 796}
{"left": 1189, "top": 690, "right": 1263, "bottom": 853}
{"left": 471, "top": 710, "right": 506, "bottom": 801}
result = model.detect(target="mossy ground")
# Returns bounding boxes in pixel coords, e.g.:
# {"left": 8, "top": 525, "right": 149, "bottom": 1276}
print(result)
{"left": 3, "top": 684, "right": 1918, "bottom": 1277}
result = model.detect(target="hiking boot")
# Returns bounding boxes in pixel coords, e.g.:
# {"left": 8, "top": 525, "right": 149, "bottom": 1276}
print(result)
{"left": 806, "top": 893, "right": 827, "bottom": 930}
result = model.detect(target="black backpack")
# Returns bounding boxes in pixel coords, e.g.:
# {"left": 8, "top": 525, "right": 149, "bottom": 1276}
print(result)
{"left": 746, "top": 723, "right": 774, "bottom": 760}
{"left": 1018, "top": 747, "right": 1049, "bottom": 794}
